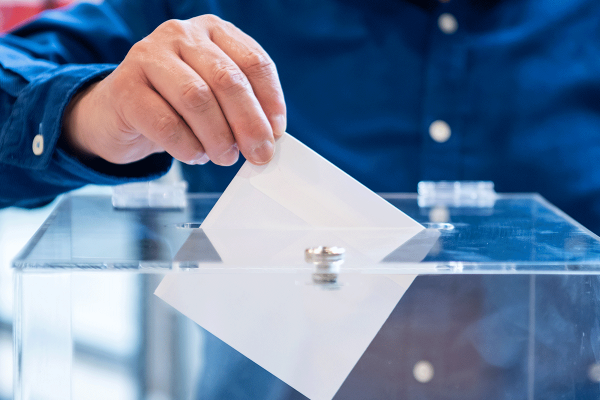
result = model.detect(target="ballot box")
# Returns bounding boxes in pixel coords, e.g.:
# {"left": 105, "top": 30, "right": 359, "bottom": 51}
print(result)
{"left": 12, "top": 186, "right": 600, "bottom": 400}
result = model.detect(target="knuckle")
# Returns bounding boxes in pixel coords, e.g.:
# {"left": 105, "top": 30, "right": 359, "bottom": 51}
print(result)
{"left": 180, "top": 81, "right": 214, "bottom": 112}
{"left": 229, "top": 115, "right": 268, "bottom": 139}
{"left": 250, "top": 117, "right": 270, "bottom": 136}
{"left": 128, "top": 39, "right": 163, "bottom": 69}
{"left": 152, "top": 113, "right": 181, "bottom": 140}
{"left": 158, "top": 19, "right": 186, "bottom": 36}
{"left": 199, "top": 14, "right": 223, "bottom": 27}
{"left": 129, "top": 40, "right": 151, "bottom": 60}
{"left": 240, "top": 51, "right": 275, "bottom": 77}
{"left": 211, "top": 64, "right": 249, "bottom": 94}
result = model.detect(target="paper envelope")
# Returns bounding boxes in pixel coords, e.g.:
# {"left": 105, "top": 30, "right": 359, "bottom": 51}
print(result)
{"left": 155, "top": 133, "right": 437, "bottom": 400}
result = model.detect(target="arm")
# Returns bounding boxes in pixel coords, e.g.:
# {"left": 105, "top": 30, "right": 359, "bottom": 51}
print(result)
{"left": 0, "top": 1, "right": 165, "bottom": 208}
{"left": 0, "top": 0, "right": 286, "bottom": 208}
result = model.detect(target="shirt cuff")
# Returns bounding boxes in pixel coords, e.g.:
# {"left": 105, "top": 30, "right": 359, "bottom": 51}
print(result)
{"left": 0, "top": 63, "right": 115, "bottom": 170}
{"left": 0, "top": 62, "right": 173, "bottom": 184}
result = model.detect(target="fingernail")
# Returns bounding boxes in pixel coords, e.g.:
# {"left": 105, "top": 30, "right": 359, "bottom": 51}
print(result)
{"left": 218, "top": 143, "right": 239, "bottom": 166}
{"left": 188, "top": 153, "right": 210, "bottom": 165}
{"left": 272, "top": 114, "right": 287, "bottom": 138}
{"left": 250, "top": 140, "right": 274, "bottom": 164}
{"left": 193, "top": 153, "right": 210, "bottom": 165}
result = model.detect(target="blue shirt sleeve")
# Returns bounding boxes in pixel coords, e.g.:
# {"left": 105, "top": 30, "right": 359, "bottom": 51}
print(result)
{"left": 0, "top": 1, "right": 174, "bottom": 208}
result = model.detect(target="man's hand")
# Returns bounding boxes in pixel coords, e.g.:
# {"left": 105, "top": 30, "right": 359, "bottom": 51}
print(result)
{"left": 63, "top": 14, "right": 286, "bottom": 166}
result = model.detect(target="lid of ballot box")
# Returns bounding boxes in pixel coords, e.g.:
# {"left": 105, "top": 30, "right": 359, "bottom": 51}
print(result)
{"left": 12, "top": 193, "right": 600, "bottom": 274}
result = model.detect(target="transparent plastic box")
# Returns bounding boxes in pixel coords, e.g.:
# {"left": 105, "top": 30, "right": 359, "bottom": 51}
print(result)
{"left": 12, "top": 191, "right": 600, "bottom": 400}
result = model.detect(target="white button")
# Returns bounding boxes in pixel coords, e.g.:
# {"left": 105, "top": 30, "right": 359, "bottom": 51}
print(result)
{"left": 413, "top": 360, "right": 434, "bottom": 383}
{"left": 32, "top": 134, "right": 44, "bottom": 156}
{"left": 589, "top": 364, "right": 600, "bottom": 383}
{"left": 429, "top": 120, "right": 451, "bottom": 143}
{"left": 438, "top": 13, "right": 458, "bottom": 34}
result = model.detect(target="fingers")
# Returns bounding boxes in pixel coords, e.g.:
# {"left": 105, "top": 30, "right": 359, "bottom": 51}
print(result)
{"left": 127, "top": 16, "right": 286, "bottom": 166}
{"left": 209, "top": 19, "right": 287, "bottom": 139}
{"left": 182, "top": 15, "right": 286, "bottom": 165}
{"left": 141, "top": 54, "right": 240, "bottom": 166}
{"left": 179, "top": 40, "right": 275, "bottom": 165}
{"left": 121, "top": 83, "right": 210, "bottom": 165}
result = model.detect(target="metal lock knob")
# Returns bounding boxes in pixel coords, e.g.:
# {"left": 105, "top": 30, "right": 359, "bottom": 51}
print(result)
{"left": 305, "top": 246, "right": 345, "bottom": 285}
{"left": 305, "top": 246, "right": 345, "bottom": 264}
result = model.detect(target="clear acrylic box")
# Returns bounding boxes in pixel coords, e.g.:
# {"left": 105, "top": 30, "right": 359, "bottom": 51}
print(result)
{"left": 12, "top": 192, "right": 600, "bottom": 400}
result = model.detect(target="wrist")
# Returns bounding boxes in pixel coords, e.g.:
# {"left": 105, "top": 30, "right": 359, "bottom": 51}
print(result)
{"left": 60, "top": 81, "right": 101, "bottom": 161}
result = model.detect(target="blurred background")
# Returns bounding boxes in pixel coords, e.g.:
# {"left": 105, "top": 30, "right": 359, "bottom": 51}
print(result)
{"left": 0, "top": 0, "right": 74, "bottom": 32}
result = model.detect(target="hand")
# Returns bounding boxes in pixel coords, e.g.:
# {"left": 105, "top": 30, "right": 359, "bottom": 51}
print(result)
{"left": 62, "top": 14, "right": 286, "bottom": 166}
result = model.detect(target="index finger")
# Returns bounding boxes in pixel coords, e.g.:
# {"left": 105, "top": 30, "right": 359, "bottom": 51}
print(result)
{"left": 205, "top": 18, "right": 287, "bottom": 138}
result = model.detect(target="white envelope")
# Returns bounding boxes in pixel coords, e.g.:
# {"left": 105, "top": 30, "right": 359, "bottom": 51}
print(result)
{"left": 156, "top": 133, "right": 434, "bottom": 400}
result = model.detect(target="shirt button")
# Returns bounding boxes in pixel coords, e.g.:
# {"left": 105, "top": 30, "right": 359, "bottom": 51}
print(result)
{"left": 32, "top": 134, "right": 44, "bottom": 156}
{"left": 438, "top": 13, "right": 458, "bottom": 34}
{"left": 413, "top": 360, "right": 435, "bottom": 383}
{"left": 429, "top": 120, "right": 451, "bottom": 143}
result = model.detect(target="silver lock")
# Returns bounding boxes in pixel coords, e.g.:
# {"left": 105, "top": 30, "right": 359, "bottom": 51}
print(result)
{"left": 305, "top": 246, "right": 345, "bottom": 285}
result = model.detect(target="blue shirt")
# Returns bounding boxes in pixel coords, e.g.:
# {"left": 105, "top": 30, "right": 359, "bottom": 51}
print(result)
{"left": 1, "top": 1, "right": 600, "bottom": 399}
{"left": 1, "top": 0, "right": 600, "bottom": 232}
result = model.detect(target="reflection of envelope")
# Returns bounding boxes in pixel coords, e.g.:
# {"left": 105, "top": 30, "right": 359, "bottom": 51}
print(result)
{"left": 156, "top": 133, "right": 435, "bottom": 400}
